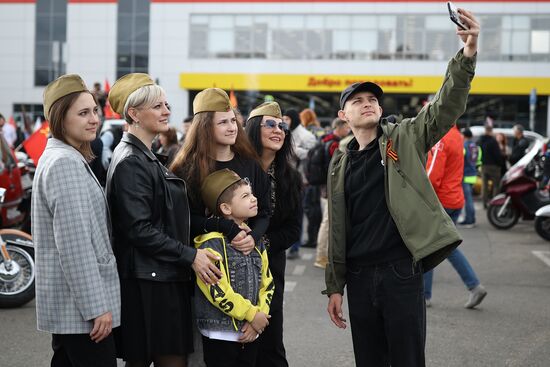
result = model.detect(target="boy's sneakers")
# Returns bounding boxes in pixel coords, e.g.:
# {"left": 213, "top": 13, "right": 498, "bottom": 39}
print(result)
{"left": 457, "top": 221, "right": 476, "bottom": 228}
{"left": 425, "top": 299, "right": 432, "bottom": 308}
{"left": 465, "top": 285, "right": 487, "bottom": 309}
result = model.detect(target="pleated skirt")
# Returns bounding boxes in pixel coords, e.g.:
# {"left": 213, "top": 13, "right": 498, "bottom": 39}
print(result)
{"left": 115, "top": 278, "right": 194, "bottom": 361}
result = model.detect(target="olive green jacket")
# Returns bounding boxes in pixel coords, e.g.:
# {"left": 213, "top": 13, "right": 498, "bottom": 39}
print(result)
{"left": 324, "top": 50, "right": 476, "bottom": 295}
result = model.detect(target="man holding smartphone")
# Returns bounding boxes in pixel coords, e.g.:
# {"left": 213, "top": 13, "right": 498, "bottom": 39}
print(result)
{"left": 324, "top": 7, "right": 480, "bottom": 367}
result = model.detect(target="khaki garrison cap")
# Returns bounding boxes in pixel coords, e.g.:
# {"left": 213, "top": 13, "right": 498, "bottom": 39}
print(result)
{"left": 43, "top": 74, "right": 89, "bottom": 120}
{"left": 193, "top": 88, "right": 232, "bottom": 115}
{"left": 108, "top": 73, "right": 155, "bottom": 115}
{"left": 247, "top": 102, "right": 282, "bottom": 121}
{"left": 201, "top": 169, "right": 243, "bottom": 215}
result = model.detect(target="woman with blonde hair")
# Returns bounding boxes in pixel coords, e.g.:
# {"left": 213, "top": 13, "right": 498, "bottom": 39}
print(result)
{"left": 170, "top": 88, "right": 270, "bottom": 255}
{"left": 106, "top": 73, "right": 222, "bottom": 367}
{"left": 32, "top": 74, "right": 120, "bottom": 366}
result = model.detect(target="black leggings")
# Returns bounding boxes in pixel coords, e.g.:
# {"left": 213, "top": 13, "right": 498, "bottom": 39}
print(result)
{"left": 124, "top": 355, "right": 187, "bottom": 367}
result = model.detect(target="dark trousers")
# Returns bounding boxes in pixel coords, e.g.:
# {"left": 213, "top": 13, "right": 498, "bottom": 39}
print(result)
{"left": 202, "top": 336, "right": 258, "bottom": 367}
{"left": 51, "top": 333, "right": 117, "bottom": 367}
{"left": 346, "top": 258, "right": 426, "bottom": 367}
{"left": 255, "top": 309, "right": 288, "bottom": 367}
{"left": 304, "top": 185, "right": 322, "bottom": 247}
{"left": 482, "top": 164, "right": 501, "bottom": 206}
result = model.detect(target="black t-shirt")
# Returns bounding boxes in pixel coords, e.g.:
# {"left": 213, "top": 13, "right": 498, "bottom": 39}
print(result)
{"left": 189, "top": 154, "right": 270, "bottom": 242}
{"left": 344, "top": 133, "right": 411, "bottom": 266}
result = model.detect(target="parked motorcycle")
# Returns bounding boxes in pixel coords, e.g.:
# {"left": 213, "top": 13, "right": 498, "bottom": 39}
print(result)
{"left": 487, "top": 139, "right": 550, "bottom": 229}
{"left": 534, "top": 203, "right": 550, "bottom": 241}
{"left": 0, "top": 187, "right": 35, "bottom": 307}
{"left": 15, "top": 151, "right": 35, "bottom": 234}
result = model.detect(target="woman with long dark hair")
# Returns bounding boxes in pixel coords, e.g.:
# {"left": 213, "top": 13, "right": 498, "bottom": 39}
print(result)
{"left": 170, "top": 88, "right": 270, "bottom": 255}
{"left": 245, "top": 102, "right": 303, "bottom": 367}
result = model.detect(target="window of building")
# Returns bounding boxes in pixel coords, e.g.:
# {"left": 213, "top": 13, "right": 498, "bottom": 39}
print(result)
{"left": 117, "top": 0, "right": 150, "bottom": 79}
{"left": 501, "top": 15, "right": 531, "bottom": 61}
{"left": 189, "top": 13, "right": 550, "bottom": 63}
{"left": 425, "top": 16, "right": 458, "bottom": 61}
{"left": 532, "top": 31, "right": 550, "bottom": 53}
{"left": 531, "top": 17, "right": 550, "bottom": 61}
{"left": 189, "top": 16, "right": 209, "bottom": 58}
{"left": 34, "top": 0, "right": 67, "bottom": 86}
{"left": 209, "top": 15, "right": 234, "bottom": 58}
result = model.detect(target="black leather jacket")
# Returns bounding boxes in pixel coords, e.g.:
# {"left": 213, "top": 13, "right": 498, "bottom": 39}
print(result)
{"left": 106, "top": 133, "right": 196, "bottom": 282}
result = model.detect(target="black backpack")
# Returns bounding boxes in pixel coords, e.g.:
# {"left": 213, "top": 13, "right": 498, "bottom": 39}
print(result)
{"left": 304, "top": 139, "right": 333, "bottom": 185}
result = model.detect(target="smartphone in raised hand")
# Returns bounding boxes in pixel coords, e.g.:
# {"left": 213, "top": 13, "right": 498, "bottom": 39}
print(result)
{"left": 447, "top": 2, "right": 468, "bottom": 30}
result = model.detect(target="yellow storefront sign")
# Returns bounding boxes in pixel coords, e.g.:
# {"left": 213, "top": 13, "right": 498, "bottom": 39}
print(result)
{"left": 180, "top": 73, "right": 550, "bottom": 95}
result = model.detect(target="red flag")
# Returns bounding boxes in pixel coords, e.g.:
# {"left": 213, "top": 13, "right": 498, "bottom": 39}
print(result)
{"left": 103, "top": 101, "right": 120, "bottom": 119}
{"left": 229, "top": 88, "right": 238, "bottom": 108}
{"left": 22, "top": 121, "right": 50, "bottom": 164}
{"left": 102, "top": 79, "right": 120, "bottom": 118}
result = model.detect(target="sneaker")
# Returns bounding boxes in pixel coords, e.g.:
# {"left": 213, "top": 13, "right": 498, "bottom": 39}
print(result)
{"left": 464, "top": 285, "right": 487, "bottom": 309}
{"left": 314, "top": 258, "right": 328, "bottom": 269}
{"left": 425, "top": 299, "right": 432, "bottom": 308}
{"left": 287, "top": 251, "right": 300, "bottom": 260}
{"left": 457, "top": 222, "right": 476, "bottom": 229}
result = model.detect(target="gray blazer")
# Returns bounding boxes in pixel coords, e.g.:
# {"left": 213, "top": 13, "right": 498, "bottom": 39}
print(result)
{"left": 32, "top": 138, "right": 120, "bottom": 334}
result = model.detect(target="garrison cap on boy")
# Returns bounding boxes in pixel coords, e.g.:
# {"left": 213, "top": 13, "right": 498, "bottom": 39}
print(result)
{"left": 201, "top": 169, "right": 243, "bottom": 215}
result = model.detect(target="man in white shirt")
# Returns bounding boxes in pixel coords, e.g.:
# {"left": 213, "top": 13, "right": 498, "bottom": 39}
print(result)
{"left": 0, "top": 114, "right": 17, "bottom": 148}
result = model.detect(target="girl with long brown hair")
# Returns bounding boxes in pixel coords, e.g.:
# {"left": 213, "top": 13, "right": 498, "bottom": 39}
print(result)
{"left": 170, "top": 88, "right": 270, "bottom": 256}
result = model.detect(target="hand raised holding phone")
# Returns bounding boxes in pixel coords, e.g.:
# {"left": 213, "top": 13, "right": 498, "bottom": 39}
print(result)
{"left": 447, "top": 3, "right": 480, "bottom": 58}
{"left": 447, "top": 2, "right": 468, "bottom": 30}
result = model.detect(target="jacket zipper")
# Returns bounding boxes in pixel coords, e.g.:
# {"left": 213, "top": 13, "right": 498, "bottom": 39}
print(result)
{"left": 392, "top": 163, "right": 436, "bottom": 210}
{"left": 380, "top": 130, "right": 421, "bottom": 266}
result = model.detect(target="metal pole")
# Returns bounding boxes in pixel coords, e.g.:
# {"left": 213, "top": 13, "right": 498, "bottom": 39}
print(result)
{"left": 529, "top": 88, "right": 536, "bottom": 132}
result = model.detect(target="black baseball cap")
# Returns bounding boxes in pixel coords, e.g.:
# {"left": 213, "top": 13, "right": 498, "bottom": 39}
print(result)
{"left": 339, "top": 82, "right": 384, "bottom": 110}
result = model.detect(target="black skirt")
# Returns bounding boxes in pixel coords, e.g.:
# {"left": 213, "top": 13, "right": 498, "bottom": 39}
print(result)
{"left": 115, "top": 278, "right": 194, "bottom": 361}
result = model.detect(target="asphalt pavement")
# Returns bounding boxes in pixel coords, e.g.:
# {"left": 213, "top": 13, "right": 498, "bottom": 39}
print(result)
{"left": 2, "top": 203, "right": 550, "bottom": 366}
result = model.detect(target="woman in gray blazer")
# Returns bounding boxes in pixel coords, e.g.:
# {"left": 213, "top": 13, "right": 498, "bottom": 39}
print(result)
{"left": 32, "top": 74, "right": 121, "bottom": 367}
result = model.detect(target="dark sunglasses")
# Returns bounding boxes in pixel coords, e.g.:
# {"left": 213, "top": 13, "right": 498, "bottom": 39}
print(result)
{"left": 260, "top": 119, "right": 289, "bottom": 134}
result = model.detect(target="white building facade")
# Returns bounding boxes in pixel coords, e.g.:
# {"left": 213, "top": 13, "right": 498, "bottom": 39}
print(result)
{"left": 1, "top": 0, "right": 549, "bottom": 133}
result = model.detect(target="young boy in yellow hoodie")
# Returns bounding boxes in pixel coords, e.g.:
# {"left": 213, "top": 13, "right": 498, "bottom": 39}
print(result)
{"left": 195, "top": 168, "right": 274, "bottom": 367}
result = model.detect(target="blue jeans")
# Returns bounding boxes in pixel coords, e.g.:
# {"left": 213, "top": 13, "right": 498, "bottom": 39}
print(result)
{"left": 424, "top": 208, "right": 480, "bottom": 300}
{"left": 462, "top": 182, "right": 476, "bottom": 224}
{"left": 289, "top": 241, "right": 300, "bottom": 253}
